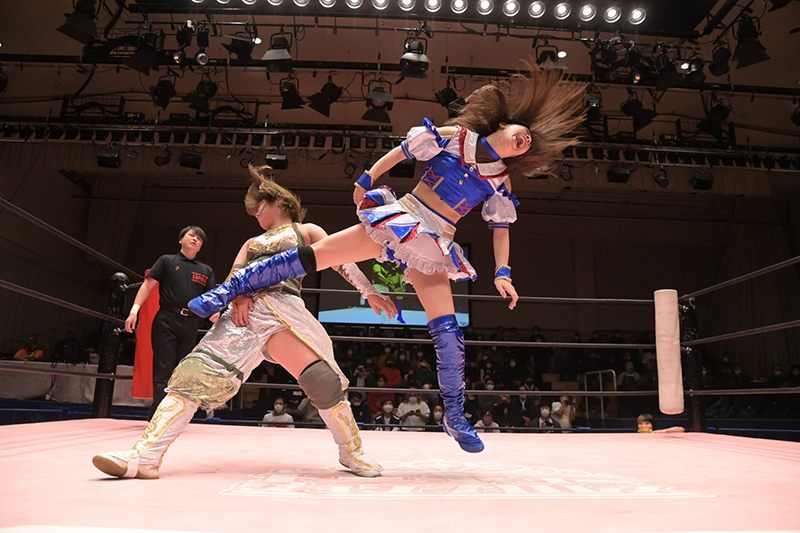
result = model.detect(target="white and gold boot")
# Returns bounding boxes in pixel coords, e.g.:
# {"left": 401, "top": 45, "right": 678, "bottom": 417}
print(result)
{"left": 92, "top": 392, "right": 198, "bottom": 479}
{"left": 318, "top": 400, "right": 383, "bottom": 478}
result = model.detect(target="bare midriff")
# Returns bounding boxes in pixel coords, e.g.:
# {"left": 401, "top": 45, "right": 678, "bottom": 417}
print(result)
{"left": 411, "top": 181, "right": 463, "bottom": 224}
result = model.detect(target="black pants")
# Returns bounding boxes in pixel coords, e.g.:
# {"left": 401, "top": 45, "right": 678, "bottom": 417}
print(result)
{"left": 149, "top": 309, "right": 199, "bottom": 419}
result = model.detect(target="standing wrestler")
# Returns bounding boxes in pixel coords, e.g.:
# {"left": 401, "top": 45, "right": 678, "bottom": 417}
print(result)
{"left": 125, "top": 226, "right": 215, "bottom": 420}
{"left": 188, "top": 61, "right": 585, "bottom": 453}
{"left": 93, "top": 165, "right": 395, "bottom": 479}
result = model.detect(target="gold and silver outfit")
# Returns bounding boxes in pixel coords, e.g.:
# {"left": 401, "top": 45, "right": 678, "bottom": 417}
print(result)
{"left": 92, "top": 224, "right": 383, "bottom": 479}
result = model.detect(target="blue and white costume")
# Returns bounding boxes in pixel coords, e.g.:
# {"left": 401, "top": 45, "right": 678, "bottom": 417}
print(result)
{"left": 357, "top": 119, "right": 519, "bottom": 283}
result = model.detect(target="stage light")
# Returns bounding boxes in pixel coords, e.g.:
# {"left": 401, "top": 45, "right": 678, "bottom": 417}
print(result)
{"left": 280, "top": 78, "right": 305, "bottom": 109}
{"left": 154, "top": 148, "right": 171, "bottom": 166}
{"left": 124, "top": 29, "right": 165, "bottom": 75}
{"left": 620, "top": 93, "right": 657, "bottom": 132}
{"left": 179, "top": 151, "right": 203, "bottom": 169}
{"left": 732, "top": 16, "right": 770, "bottom": 69}
{"left": 435, "top": 85, "right": 467, "bottom": 118}
{"left": 399, "top": 0, "right": 416, "bottom": 10}
{"left": 266, "top": 154, "right": 289, "bottom": 170}
{"left": 528, "top": 1, "right": 545, "bottom": 17}
{"left": 294, "top": 0, "right": 311, "bottom": 5}
{"left": 451, "top": 0, "right": 468, "bottom": 13}
{"left": 97, "top": 149, "right": 121, "bottom": 169}
{"left": 267, "top": 0, "right": 283, "bottom": 4}
{"left": 57, "top": 0, "right": 97, "bottom": 45}
{"left": 400, "top": 40, "right": 430, "bottom": 79}
{"left": 537, "top": 47, "right": 568, "bottom": 69}
{"left": 196, "top": 26, "right": 210, "bottom": 48}
{"left": 262, "top": 33, "right": 293, "bottom": 72}
{"left": 149, "top": 78, "right": 177, "bottom": 110}
{"left": 690, "top": 172, "right": 714, "bottom": 190}
{"left": 176, "top": 22, "right": 194, "bottom": 48}
{"left": 183, "top": 78, "right": 218, "bottom": 113}
{"left": 607, "top": 166, "right": 630, "bottom": 183}
{"left": 477, "top": 0, "right": 493, "bottom": 15}
{"left": 709, "top": 45, "right": 731, "bottom": 77}
{"left": 502, "top": 0, "right": 520, "bottom": 16}
{"left": 363, "top": 85, "right": 394, "bottom": 123}
{"left": 0, "top": 67, "right": 8, "bottom": 94}
{"left": 697, "top": 99, "right": 732, "bottom": 145}
{"left": 320, "top": 0, "right": 336, "bottom": 7}
{"left": 629, "top": 8, "right": 646, "bottom": 25}
{"left": 559, "top": 161, "right": 574, "bottom": 181}
{"left": 373, "top": 0, "right": 389, "bottom": 8}
{"left": 654, "top": 50, "right": 683, "bottom": 91}
{"left": 195, "top": 49, "right": 209, "bottom": 66}
{"left": 346, "top": 0, "right": 363, "bottom": 7}
{"left": 685, "top": 55, "right": 706, "bottom": 84}
{"left": 308, "top": 77, "right": 344, "bottom": 117}
{"left": 791, "top": 106, "right": 800, "bottom": 127}
{"left": 222, "top": 35, "right": 255, "bottom": 61}
{"left": 554, "top": 2, "right": 571, "bottom": 19}
{"left": 653, "top": 167, "right": 668, "bottom": 188}
{"left": 579, "top": 4, "right": 596, "bottom": 21}
{"left": 604, "top": 6, "right": 621, "bottom": 23}
{"left": 172, "top": 49, "right": 185, "bottom": 65}
{"left": 243, "top": 0, "right": 258, "bottom": 4}
{"left": 767, "top": 0, "right": 795, "bottom": 10}
{"left": 425, "top": 0, "right": 442, "bottom": 11}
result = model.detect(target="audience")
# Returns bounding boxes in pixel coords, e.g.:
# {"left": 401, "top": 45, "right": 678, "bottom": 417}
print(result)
{"left": 13, "top": 337, "right": 44, "bottom": 361}
{"left": 261, "top": 397, "right": 295, "bottom": 428}
{"left": 373, "top": 400, "right": 401, "bottom": 431}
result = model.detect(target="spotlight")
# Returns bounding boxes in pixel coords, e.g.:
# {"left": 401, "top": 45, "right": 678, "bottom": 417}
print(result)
{"left": 476, "top": 0, "right": 493, "bottom": 15}
{"left": 425, "top": 0, "right": 442, "bottom": 11}
{"left": 222, "top": 35, "right": 255, "bottom": 61}
{"left": 172, "top": 49, "right": 185, "bottom": 65}
{"left": 362, "top": 85, "right": 394, "bottom": 123}
{"left": 620, "top": 93, "right": 657, "bottom": 132}
{"left": 154, "top": 148, "right": 171, "bottom": 166}
{"left": 697, "top": 100, "right": 732, "bottom": 145}
{"left": 579, "top": 5, "right": 596, "bottom": 21}
{"left": 435, "top": 85, "right": 467, "bottom": 118}
{"left": 732, "top": 16, "right": 770, "bottom": 68}
{"left": 767, "top": 0, "right": 796, "bottom": 10}
{"left": 399, "top": 0, "right": 416, "bottom": 11}
{"left": 176, "top": 22, "right": 194, "bottom": 48}
{"left": 0, "top": 67, "right": 8, "bottom": 94}
{"left": 294, "top": 0, "right": 310, "bottom": 5}
{"left": 183, "top": 78, "right": 218, "bottom": 113}
{"left": 654, "top": 50, "right": 683, "bottom": 91}
{"left": 502, "top": 0, "right": 520, "bottom": 16}
{"left": 308, "top": 77, "right": 343, "bottom": 117}
{"left": 585, "top": 89, "right": 602, "bottom": 124}
{"left": 537, "top": 47, "right": 568, "bottom": 69}
{"left": 266, "top": 154, "right": 289, "bottom": 170}
{"left": 685, "top": 55, "right": 706, "bottom": 84}
{"left": 690, "top": 172, "right": 714, "bottom": 190}
{"left": 629, "top": 8, "right": 646, "bottom": 25}
{"left": 179, "top": 151, "right": 203, "bottom": 169}
{"left": 97, "top": 149, "right": 121, "bottom": 169}
{"left": 124, "top": 29, "right": 165, "bottom": 75}
{"left": 320, "top": 0, "right": 336, "bottom": 6}
{"left": 528, "top": 1, "right": 545, "bottom": 17}
{"left": 346, "top": 0, "right": 363, "bottom": 7}
{"left": 262, "top": 33, "right": 293, "bottom": 72}
{"left": 709, "top": 45, "right": 731, "bottom": 77}
{"left": 554, "top": 2, "right": 571, "bottom": 19}
{"left": 451, "top": 0, "right": 468, "bottom": 13}
{"left": 196, "top": 26, "right": 210, "bottom": 49}
{"left": 373, "top": 0, "right": 389, "bottom": 8}
{"left": 280, "top": 78, "right": 305, "bottom": 109}
{"left": 56, "top": 0, "right": 97, "bottom": 45}
{"left": 559, "top": 162, "right": 574, "bottom": 181}
{"left": 604, "top": 6, "right": 621, "bottom": 23}
{"left": 148, "top": 78, "right": 177, "bottom": 110}
{"left": 791, "top": 106, "right": 800, "bottom": 127}
{"left": 195, "top": 49, "right": 209, "bottom": 66}
{"left": 400, "top": 40, "right": 430, "bottom": 79}
{"left": 653, "top": 167, "right": 668, "bottom": 188}
{"left": 607, "top": 166, "right": 631, "bottom": 183}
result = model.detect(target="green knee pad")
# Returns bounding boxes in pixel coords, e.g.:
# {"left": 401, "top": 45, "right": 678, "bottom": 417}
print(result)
{"left": 298, "top": 360, "right": 345, "bottom": 410}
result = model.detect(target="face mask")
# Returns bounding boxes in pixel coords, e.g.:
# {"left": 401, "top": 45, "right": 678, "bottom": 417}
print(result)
{"left": 774, "top": 371, "right": 782, "bottom": 376}
{"left": 482, "top": 355, "right": 489, "bottom": 361}
{"left": 399, "top": 356, "right": 406, "bottom": 362}
{"left": 417, "top": 352, "right": 424, "bottom": 359}
{"left": 509, "top": 362, "right": 516, "bottom": 368}
{"left": 273, "top": 404, "right": 284, "bottom": 413}
{"left": 722, "top": 357, "right": 729, "bottom": 363}
{"left": 408, "top": 397, "right": 418, "bottom": 404}
{"left": 365, "top": 359, "right": 373, "bottom": 364}
{"left": 422, "top": 384, "right": 431, "bottom": 389}
{"left": 702, "top": 371, "right": 707, "bottom": 376}
{"left": 541, "top": 409, "right": 550, "bottom": 417}
{"left": 351, "top": 401, "right": 361, "bottom": 407}
{"left": 735, "top": 370, "right": 742, "bottom": 375}
{"left": 384, "top": 347, "right": 392, "bottom": 353}
{"left": 485, "top": 363, "right": 492, "bottom": 369}
{"left": 626, "top": 367, "right": 634, "bottom": 373}
{"left": 378, "top": 381, "right": 386, "bottom": 387}
{"left": 482, "top": 417, "right": 493, "bottom": 425}
{"left": 433, "top": 411, "right": 443, "bottom": 422}
{"left": 383, "top": 404, "right": 393, "bottom": 413}
{"left": 486, "top": 384, "right": 495, "bottom": 391}
{"left": 467, "top": 395, "right": 477, "bottom": 401}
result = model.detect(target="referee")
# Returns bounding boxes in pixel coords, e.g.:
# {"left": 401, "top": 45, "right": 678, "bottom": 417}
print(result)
{"left": 125, "top": 226, "right": 216, "bottom": 420}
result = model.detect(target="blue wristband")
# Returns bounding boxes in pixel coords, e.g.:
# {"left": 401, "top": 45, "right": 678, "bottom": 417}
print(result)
{"left": 355, "top": 171, "right": 374, "bottom": 190}
{"left": 495, "top": 265, "right": 512, "bottom": 281}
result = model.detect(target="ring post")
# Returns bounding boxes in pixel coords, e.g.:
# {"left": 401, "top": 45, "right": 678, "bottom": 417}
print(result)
{"left": 91, "top": 272, "right": 129, "bottom": 418}
{"left": 681, "top": 298, "right": 707, "bottom": 432}
{"left": 654, "top": 289, "right": 684, "bottom": 416}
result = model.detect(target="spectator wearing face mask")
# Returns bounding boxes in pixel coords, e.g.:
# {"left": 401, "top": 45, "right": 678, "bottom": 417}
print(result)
{"left": 515, "top": 385, "right": 537, "bottom": 426}
{"left": 426, "top": 405, "right": 445, "bottom": 431}
{"left": 420, "top": 380, "right": 439, "bottom": 408}
{"left": 377, "top": 344, "right": 396, "bottom": 368}
{"left": 380, "top": 357, "right": 403, "bottom": 388}
{"left": 262, "top": 397, "right": 295, "bottom": 428}
{"left": 396, "top": 350, "right": 412, "bottom": 376}
{"left": 502, "top": 357, "right": 526, "bottom": 388}
{"left": 535, "top": 405, "right": 561, "bottom": 429}
{"left": 473, "top": 410, "right": 500, "bottom": 433}
{"left": 478, "top": 379, "right": 499, "bottom": 413}
{"left": 397, "top": 391, "right": 430, "bottom": 431}
{"left": 416, "top": 359, "right": 436, "bottom": 389}
{"left": 522, "top": 376, "right": 542, "bottom": 406}
{"left": 550, "top": 395, "right": 576, "bottom": 429}
{"left": 369, "top": 376, "right": 395, "bottom": 416}
{"left": 349, "top": 392, "right": 372, "bottom": 425}
{"left": 373, "top": 400, "right": 401, "bottom": 431}
{"left": 350, "top": 364, "right": 376, "bottom": 389}
{"left": 617, "top": 362, "right": 642, "bottom": 417}
{"left": 491, "top": 395, "right": 524, "bottom": 430}
{"left": 464, "top": 389, "right": 481, "bottom": 426}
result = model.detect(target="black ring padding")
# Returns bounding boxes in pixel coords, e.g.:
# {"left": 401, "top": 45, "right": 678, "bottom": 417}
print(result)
{"left": 682, "top": 318, "right": 800, "bottom": 347}
{"left": 328, "top": 335, "right": 657, "bottom": 350}
{"left": 0, "top": 362, "right": 131, "bottom": 380}
{"left": 304, "top": 287, "right": 653, "bottom": 305}
{"left": 0, "top": 195, "right": 143, "bottom": 281}
{"left": 0, "top": 278, "right": 125, "bottom": 326}
{"left": 680, "top": 254, "right": 800, "bottom": 301}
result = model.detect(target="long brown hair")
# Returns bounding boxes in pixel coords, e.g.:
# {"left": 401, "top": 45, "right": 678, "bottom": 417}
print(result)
{"left": 446, "top": 59, "right": 585, "bottom": 177}
{"left": 245, "top": 164, "right": 306, "bottom": 223}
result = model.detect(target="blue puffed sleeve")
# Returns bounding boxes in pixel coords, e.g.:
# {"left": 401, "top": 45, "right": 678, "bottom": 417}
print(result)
{"left": 400, "top": 118, "right": 450, "bottom": 162}
{"left": 482, "top": 183, "right": 519, "bottom": 228}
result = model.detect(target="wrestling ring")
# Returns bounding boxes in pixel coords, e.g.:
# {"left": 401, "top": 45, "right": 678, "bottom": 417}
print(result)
{"left": 1, "top": 194, "right": 799, "bottom": 533}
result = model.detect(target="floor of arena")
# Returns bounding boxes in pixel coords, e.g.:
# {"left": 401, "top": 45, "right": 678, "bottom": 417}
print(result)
{"left": 2, "top": 419, "right": 799, "bottom": 533}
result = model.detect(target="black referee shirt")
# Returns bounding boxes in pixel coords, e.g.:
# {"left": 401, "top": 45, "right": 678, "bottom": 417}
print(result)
{"left": 147, "top": 252, "right": 216, "bottom": 309}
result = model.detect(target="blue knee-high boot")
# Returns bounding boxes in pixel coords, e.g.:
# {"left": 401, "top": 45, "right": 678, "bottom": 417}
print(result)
{"left": 428, "top": 315, "right": 484, "bottom": 453}
{"left": 188, "top": 248, "right": 307, "bottom": 318}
